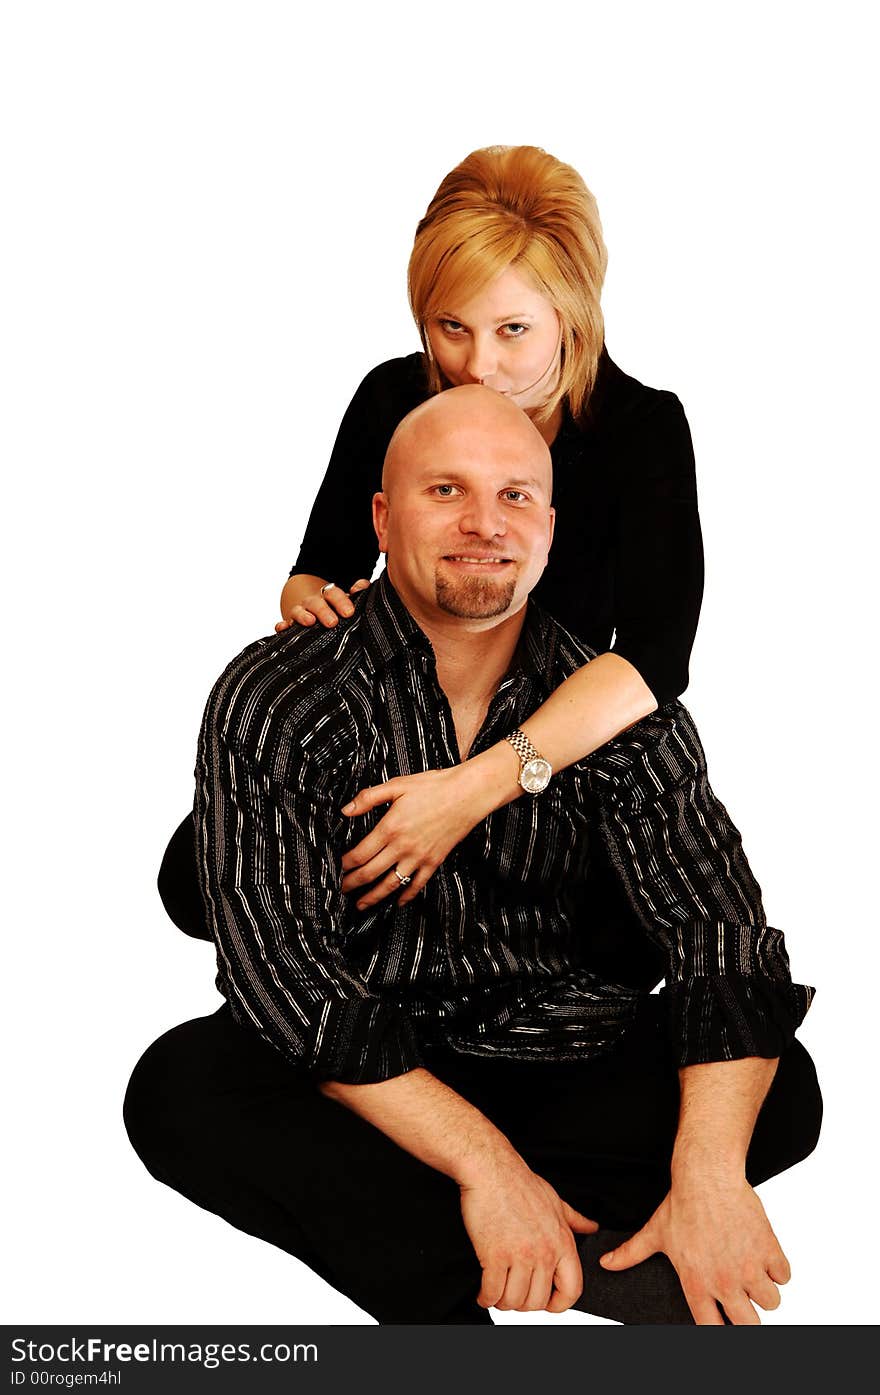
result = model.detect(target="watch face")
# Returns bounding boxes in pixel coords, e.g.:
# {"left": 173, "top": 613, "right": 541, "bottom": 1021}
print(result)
{"left": 521, "top": 757, "right": 552, "bottom": 794}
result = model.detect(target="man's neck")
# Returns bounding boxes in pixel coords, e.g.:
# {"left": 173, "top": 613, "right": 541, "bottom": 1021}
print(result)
{"left": 389, "top": 576, "right": 528, "bottom": 760}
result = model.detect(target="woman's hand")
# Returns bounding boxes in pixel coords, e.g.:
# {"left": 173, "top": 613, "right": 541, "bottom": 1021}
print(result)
{"left": 276, "top": 579, "right": 370, "bottom": 633}
{"left": 340, "top": 764, "right": 498, "bottom": 909}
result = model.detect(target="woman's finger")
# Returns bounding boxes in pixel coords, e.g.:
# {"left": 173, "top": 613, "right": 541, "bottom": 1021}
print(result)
{"left": 342, "top": 850, "right": 399, "bottom": 890}
{"left": 308, "top": 598, "right": 343, "bottom": 627}
{"left": 319, "top": 584, "right": 356, "bottom": 618}
{"left": 341, "top": 784, "right": 398, "bottom": 818}
{"left": 349, "top": 578, "right": 371, "bottom": 594}
{"left": 354, "top": 867, "right": 417, "bottom": 911}
{"left": 342, "top": 844, "right": 412, "bottom": 891}
{"left": 396, "top": 865, "right": 436, "bottom": 905}
{"left": 289, "top": 606, "right": 317, "bottom": 627}
{"left": 340, "top": 822, "right": 399, "bottom": 872}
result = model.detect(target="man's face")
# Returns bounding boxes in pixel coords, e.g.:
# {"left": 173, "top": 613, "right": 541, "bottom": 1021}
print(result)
{"left": 373, "top": 397, "right": 554, "bottom": 628}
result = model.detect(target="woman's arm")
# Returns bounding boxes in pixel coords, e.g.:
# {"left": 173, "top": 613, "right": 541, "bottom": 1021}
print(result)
{"left": 476, "top": 650, "right": 657, "bottom": 808}
{"left": 340, "top": 651, "right": 657, "bottom": 908}
{"left": 278, "top": 355, "right": 428, "bottom": 629}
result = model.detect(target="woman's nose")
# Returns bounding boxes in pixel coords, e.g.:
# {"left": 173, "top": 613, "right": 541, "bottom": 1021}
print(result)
{"left": 465, "top": 335, "right": 499, "bottom": 384}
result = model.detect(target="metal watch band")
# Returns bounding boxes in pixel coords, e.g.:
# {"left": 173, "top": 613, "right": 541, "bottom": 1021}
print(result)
{"left": 504, "top": 729, "right": 543, "bottom": 766}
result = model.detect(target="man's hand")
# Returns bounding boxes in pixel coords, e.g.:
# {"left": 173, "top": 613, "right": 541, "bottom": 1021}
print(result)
{"left": 599, "top": 1177, "right": 791, "bottom": 1324}
{"left": 459, "top": 1160, "right": 598, "bottom": 1313}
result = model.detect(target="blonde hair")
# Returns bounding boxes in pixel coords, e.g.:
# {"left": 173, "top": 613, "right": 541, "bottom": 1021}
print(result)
{"left": 408, "top": 145, "right": 608, "bottom": 423}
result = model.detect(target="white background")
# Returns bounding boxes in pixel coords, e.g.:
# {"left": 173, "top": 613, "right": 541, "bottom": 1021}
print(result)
{"left": 2, "top": 0, "right": 876, "bottom": 1326}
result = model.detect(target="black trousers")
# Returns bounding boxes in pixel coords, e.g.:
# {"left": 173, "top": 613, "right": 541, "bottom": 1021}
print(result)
{"left": 123, "top": 996, "right": 822, "bottom": 1325}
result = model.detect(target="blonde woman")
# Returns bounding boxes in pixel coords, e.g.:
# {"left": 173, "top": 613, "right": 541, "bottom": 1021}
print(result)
{"left": 161, "top": 145, "right": 702, "bottom": 947}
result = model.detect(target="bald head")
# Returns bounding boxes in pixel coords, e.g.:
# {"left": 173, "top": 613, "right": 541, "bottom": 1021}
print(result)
{"left": 372, "top": 384, "right": 556, "bottom": 630}
{"left": 382, "top": 384, "right": 551, "bottom": 495}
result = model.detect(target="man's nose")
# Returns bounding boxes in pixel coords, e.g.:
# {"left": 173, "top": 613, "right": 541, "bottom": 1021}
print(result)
{"left": 458, "top": 494, "right": 507, "bottom": 538}
{"left": 465, "top": 334, "right": 499, "bottom": 384}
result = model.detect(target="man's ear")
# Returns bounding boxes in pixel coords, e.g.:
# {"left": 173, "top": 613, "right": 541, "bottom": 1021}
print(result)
{"left": 372, "top": 492, "right": 390, "bottom": 553}
{"left": 547, "top": 505, "right": 556, "bottom": 554}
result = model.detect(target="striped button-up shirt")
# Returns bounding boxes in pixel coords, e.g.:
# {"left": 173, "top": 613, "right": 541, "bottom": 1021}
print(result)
{"left": 195, "top": 573, "right": 813, "bottom": 1084}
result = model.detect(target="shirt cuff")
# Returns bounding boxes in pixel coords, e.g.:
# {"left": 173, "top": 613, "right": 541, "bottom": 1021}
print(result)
{"left": 660, "top": 921, "right": 815, "bottom": 1064}
{"left": 661, "top": 973, "right": 815, "bottom": 1066}
{"left": 306, "top": 996, "right": 425, "bottom": 1084}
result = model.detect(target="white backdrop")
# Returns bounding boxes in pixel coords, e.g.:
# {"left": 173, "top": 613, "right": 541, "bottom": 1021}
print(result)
{"left": 3, "top": 0, "right": 876, "bottom": 1327}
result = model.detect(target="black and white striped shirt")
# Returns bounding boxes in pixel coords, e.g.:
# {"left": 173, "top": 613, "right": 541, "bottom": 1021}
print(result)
{"left": 195, "top": 573, "right": 813, "bottom": 1085}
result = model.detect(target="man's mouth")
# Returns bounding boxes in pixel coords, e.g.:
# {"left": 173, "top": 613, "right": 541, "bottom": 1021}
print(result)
{"left": 442, "top": 555, "right": 513, "bottom": 566}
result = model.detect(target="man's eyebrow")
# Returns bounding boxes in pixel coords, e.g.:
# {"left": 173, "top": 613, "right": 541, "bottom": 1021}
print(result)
{"left": 417, "top": 470, "right": 547, "bottom": 493}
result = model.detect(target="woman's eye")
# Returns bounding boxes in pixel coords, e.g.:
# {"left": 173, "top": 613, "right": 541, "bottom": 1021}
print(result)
{"left": 500, "top": 323, "right": 528, "bottom": 338}
{"left": 438, "top": 319, "right": 466, "bottom": 335}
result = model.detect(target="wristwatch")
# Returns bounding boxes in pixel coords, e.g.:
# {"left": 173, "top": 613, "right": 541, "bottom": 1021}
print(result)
{"left": 504, "top": 729, "right": 553, "bottom": 795}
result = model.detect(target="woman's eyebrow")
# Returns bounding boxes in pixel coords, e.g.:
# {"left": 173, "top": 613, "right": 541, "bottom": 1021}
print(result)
{"left": 434, "top": 311, "right": 536, "bottom": 324}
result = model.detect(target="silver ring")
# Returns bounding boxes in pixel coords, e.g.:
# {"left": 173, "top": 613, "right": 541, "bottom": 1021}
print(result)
{"left": 320, "top": 582, "right": 337, "bottom": 596}
{"left": 393, "top": 868, "right": 412, "bottom": 888}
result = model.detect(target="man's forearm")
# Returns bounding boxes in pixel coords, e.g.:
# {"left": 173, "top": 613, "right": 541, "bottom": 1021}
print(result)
{"left": 672, "top": 1056, "right": 778, "bottom": 1180}
{"left": 319, "top": 1067, "right": 525, "bottom": 1187}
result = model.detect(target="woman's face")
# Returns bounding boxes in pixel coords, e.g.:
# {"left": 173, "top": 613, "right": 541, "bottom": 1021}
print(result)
{"left": 425, "top": 266, "right": 562, "bottom": 416}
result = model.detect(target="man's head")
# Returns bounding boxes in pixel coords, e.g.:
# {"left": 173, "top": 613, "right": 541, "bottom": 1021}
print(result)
{"left": 373, "top": 385, "right": 554, "bottom": 629}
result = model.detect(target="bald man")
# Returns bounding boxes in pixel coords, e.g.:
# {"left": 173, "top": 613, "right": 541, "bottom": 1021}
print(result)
{"left": 125, "top": 387, "right": 820, "bottom": 1327}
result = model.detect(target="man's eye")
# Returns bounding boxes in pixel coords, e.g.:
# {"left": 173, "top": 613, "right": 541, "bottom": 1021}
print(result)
{"left": 502, "top": 490, "right": 527, "bottom": 503}
{"left": 433, "top": 484, "right": 460, "bottom": 497}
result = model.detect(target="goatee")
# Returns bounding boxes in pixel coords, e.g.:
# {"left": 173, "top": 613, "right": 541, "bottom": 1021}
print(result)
{"left": 435, "top": 571, "right": 517, "bottom": 619}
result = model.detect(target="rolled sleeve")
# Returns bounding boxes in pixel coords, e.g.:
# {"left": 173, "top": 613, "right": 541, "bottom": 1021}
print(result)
{"left": 588, "top": 705, "right": 814, "bottom": 1064}
{"left": 196, "top": 724, "right": 423, "bottom": 1085}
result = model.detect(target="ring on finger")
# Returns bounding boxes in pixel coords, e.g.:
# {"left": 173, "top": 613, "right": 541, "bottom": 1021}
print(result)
{"left": 393, "top": 867, "right": 413, "bottom": 888}
{"left": 320, "top": 582, "right": 337, "bottom": 596}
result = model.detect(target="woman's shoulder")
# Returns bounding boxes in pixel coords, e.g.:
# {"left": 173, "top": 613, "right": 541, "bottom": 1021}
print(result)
{"left": 584, "top": 345, "right": 687, "bottom": 436}
{"left": 353, "top": 352, "right": 431, "bottom": 415}
{"left": 569, "top": 347, "right": 696, "bottom": 491}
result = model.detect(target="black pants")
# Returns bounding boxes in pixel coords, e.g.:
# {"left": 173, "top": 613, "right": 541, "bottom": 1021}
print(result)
{"left": 123, "top": 995, "right": 822, "bottom": 1325}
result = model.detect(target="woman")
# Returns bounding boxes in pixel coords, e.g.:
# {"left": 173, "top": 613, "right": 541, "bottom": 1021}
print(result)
{"left": 160, "top": 143, "right": 702, "bottom": 949}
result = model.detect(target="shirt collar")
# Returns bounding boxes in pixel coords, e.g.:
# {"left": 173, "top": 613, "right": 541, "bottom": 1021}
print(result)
{"left": 359, "top": 571, "right": 435, "bottom": 669}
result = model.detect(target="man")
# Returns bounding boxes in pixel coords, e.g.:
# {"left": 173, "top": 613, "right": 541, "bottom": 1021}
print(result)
{"left": 125, "top": 386, "right": 820, "bottom": 1326}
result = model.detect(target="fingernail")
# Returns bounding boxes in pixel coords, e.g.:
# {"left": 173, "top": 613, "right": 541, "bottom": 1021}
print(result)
{"left": 341, "top": 802, "right": 355, "bottom": 814}
{"left": 600, "top": 1252, "right": 614, "bottom": 1265}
